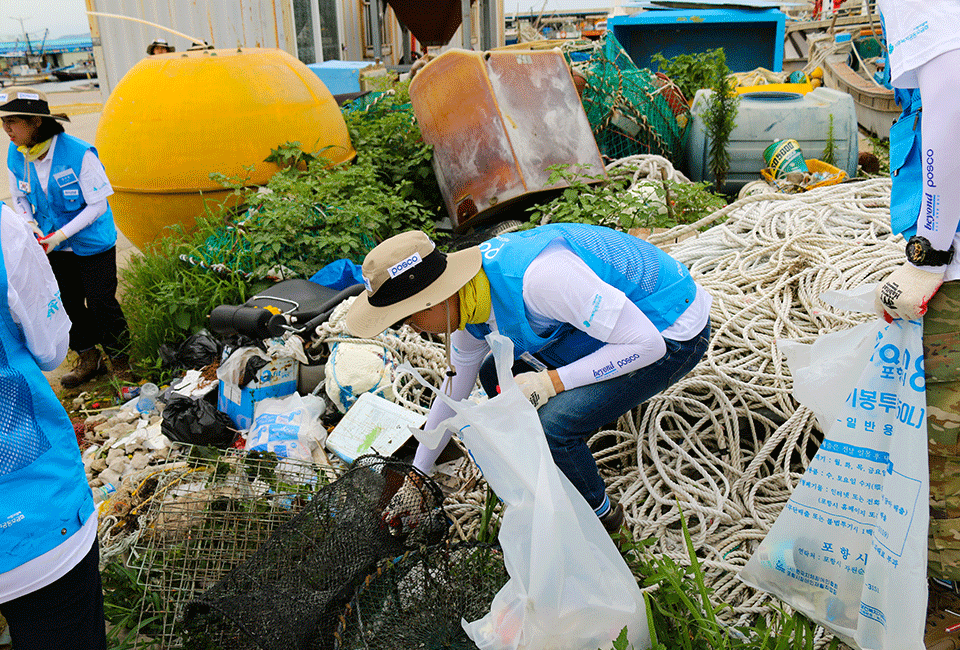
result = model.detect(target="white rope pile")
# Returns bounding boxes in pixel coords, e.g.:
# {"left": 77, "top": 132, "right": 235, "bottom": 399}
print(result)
{"left": 612, "top": 178, "right": 902, "bottom": 628}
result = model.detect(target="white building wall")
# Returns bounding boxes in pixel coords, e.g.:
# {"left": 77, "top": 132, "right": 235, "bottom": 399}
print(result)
{"left": 85, "top": 0, "right": 297, "bottom": 97}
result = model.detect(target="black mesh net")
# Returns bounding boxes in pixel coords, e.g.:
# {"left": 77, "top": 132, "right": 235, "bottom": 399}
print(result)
{"left": 178, "top": 455, "right": 450, "bottom": 650}
{"left": 333, "top": 542, "right": 510, "bottom": 650}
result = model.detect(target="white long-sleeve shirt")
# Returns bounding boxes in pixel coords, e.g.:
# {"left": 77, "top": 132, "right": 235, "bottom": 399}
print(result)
{"left": 413, "top": 241, "right": 711, "bottom": 471}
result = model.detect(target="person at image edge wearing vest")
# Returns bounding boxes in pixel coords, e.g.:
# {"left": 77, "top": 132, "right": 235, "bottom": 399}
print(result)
{"left": 346, "top": 223, "right": 711, "bottom": 534}
{"left": 0, "top": 202, "right": 106, "bottom": 649}
{"left": 2, "top": 87, "right": 129, "bottom": 388}
{"left": 873, "top": 2, "right": 960, "bottom": 648}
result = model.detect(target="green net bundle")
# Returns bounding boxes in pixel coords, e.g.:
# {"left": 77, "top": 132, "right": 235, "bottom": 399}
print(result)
{"left": 576, "top": 33, "right": 690, "bottom": 164}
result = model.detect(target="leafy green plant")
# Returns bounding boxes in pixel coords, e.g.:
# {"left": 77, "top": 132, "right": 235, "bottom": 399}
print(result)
{"left": 119, "top": 215, "right": 251, "bottom": 376}
{"left": 822, "top": 114, "right": 836, "bottom": 166}
{"left": 101, "top": 561, "right": 163, "bottom": 649}
{"left": 615, "top": 508, "right": 839, "bottom": 650}
{"left": 523, "top": 164, "right": 727, "bottom": 231}
{"left": 652, "top": 48, "right": 729, "bottom": 103}
{"left": 701, "top": 50, "right": 740, "bottom": 194}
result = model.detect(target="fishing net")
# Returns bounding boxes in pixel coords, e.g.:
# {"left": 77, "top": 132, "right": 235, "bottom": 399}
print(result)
{"left": 178, "top": 455, "right": 450, "bottom": 650}
{"left": 575, "top": 33, "right": 690, "bottom": 165}
{"left": 333, "top": 542, "right": 509, "bottom": 650}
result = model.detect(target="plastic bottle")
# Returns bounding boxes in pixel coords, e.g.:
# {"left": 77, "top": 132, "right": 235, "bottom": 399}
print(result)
{"left": 137, "top": 382, "right": 159, "bottom": 414}
{"left": 93, "top": 483, "right": 116, "bottom": 505}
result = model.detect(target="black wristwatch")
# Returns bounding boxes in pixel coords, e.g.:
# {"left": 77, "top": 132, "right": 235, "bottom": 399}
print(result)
{"left": 905, "top": 235, "right": 955, "bottom": 267}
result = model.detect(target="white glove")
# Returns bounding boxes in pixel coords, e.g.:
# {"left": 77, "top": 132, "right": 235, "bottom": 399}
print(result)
{"left": 875, "top": 262, "right": 944, "bottom": 321}
{"left": 38, "top": 229, "right": 67, "bottom": 254}
{"left": 27, "top": 220, "right": 43, "bottom": 240}
{"left": 514, "top": 371, "right": 556, "bottom": 409}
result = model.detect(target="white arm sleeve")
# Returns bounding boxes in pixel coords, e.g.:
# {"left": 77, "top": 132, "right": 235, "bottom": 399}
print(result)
{"left": 522, "top": 247, "right": 668, "bottom": 391}
{"left": 914, "top": 49, "right": 960, "bottom": 252}
{"left": 2, "top": 205, "right": 70, "bottom": 370}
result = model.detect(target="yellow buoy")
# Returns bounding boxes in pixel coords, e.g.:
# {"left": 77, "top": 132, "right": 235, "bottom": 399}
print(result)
{"left": 95, "top": 47, "right": 356, "bottom": 251}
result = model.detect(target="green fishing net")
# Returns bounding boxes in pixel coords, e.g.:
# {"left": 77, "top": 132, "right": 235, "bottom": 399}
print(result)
{"left": 573, "top": 33, "right": 690, "bottom": 164}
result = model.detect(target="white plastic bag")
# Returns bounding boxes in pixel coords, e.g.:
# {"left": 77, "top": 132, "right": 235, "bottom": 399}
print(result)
{"left": 409, "top": 334, "right": 651, "bottom": 650}
{"left": 740, "top": 288, "right": 928, "bottom": 650}
{"left": 247, "top": 392, "right": 327, "bottom": 463}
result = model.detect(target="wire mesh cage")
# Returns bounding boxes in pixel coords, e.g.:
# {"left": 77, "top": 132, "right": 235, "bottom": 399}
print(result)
{"left": 177, "top": 454, "right": 449, "bottom": 650}
{"left": 333, "top": 542, "right": 509, "bottom": 650}
{"left": 119, "top": 448, "right": 341, "bottom": 648}
{"left": 577, "top": 33, "right": 690, "bottom": 165}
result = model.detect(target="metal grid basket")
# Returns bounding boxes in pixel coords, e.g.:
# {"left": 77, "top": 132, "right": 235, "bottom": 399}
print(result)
{"left": 120, "top": 448, "right": 341, "bottom": 648}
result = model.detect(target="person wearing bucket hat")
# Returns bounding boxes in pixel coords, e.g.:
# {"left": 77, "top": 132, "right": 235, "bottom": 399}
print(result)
{"left": 873, "top": 2, "right": 960, "bottom": 648}
{"left": 146, "top": 38, "right": 174, "bottom": 55}
{"left": 347, "top": 223, "right": 711, "bottom": 533}
{"left": 2, "top": 87, "right": 130, "bottom": 388}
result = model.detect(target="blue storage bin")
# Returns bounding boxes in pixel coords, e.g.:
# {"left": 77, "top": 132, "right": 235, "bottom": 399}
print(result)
{"left": 607, "top": 8, "right": 786, "bottom": 73}
{"left": 306, "top": 60, "right": 374, "bottom": 95}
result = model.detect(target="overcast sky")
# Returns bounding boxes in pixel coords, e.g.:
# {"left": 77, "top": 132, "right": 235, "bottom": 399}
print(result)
{"left": 1, "top": 0, "right": 89, "bottom": 40}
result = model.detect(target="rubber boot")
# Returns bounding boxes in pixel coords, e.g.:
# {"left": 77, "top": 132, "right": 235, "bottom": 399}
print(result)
{"left": 60, "top": 347, "right": 106, "bottom": 388}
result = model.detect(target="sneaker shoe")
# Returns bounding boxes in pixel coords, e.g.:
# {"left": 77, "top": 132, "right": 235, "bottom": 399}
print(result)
{"left": 926, "top": 580, "right": 960, "bottom": 650}
{"left": 60, "top": 348, "right": 106, "bottom": 389}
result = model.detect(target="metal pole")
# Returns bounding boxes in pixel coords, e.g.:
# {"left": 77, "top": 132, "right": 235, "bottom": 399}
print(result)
{"left": 310, "top": 0, "right": 324, "bottom": 62}
{"left": 461, "top": 0, "right": 473, "bottom": 50}
{"left": 370, "top": 0, "right": 382, "bottom": 62}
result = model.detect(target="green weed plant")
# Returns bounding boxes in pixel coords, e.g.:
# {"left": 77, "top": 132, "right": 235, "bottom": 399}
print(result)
{"left": 525, "top": 164, "right": 727, "bottom": 231}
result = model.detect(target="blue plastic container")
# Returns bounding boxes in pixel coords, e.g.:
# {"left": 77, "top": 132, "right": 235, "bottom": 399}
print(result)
{"left": 607, "top": 8, "right": 786, "bottom": 73}
{"left": 306, "top": 60, "right": 374, "bottom": 95}
{"left": 685, "top": 87, "right": 858, "bottom": 194}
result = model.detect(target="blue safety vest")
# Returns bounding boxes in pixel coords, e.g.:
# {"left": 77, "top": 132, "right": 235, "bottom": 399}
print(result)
{"left": 7, "top": 133, "right": 117, "bottom": 255}
{"left": 466, "top": 223, "right": 697, "bottom": 367}
{"left": 0, "top": 219, "right": 93, "bottom": 573}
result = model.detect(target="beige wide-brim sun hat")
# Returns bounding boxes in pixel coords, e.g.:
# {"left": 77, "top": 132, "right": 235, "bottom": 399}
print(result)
{"left": 346, "top": 230, "right": 482, "bottom": 339}
{"left": 0, "top": 87, "right": 70, "bottom": 122}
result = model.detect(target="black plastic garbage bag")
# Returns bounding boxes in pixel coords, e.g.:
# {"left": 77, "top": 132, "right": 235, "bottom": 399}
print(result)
{"left": 159, "top": 329, "right": 222, "bottom": 372}
{"left": 161, "top": 396, "right": 237, "bottom": 448}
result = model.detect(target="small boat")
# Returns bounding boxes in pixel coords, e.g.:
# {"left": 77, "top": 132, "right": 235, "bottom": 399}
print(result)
{"left": 52, "top": 62, "right": 98, "bottom": 81}
{"left": 807, "top": 31, "right": 898, "bottom": 139}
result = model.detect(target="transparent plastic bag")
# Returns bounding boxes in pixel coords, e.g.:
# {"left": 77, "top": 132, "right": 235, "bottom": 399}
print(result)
{"left": 740, "top": 288, "right": 928, "bottom": 649}
{"left": 407, "top": 334, "right": 651, "bottom": 650}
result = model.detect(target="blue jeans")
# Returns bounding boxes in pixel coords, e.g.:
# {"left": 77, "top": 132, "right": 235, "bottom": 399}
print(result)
{"left": 478, "top": 321, "right": 711, "bottom": 510}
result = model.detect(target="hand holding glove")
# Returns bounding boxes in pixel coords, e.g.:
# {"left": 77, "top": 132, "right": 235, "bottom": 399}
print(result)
{"left": 874, "top": 262, "right": 944, "bottom": 321}
{"left": 27, "top": 220, "right": 43, "bottom": 240}
{"left": 38, "top": 229, "right": 67, "bottom": 254}
{"left": 514, "top": 370, "right": 557, "bottom": 409}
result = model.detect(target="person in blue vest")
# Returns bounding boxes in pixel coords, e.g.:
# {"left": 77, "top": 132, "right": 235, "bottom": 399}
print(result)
{"left": 873, "top": 2, "right": 960, "bottom": 647}
{"left": 0, "top": 203, "right": 106, "bottom": 649}
{"left": 2, "top": 87, "right": 129, "bottom": 388}
{"left": 346, "top": 224, "right": 711, "bottom": 533}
